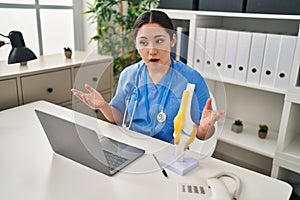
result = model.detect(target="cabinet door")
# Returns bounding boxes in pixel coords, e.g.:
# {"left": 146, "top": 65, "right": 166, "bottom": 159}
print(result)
{"left": 21, "top": 69, "right": 72, "bottom": 104}
{"left": 0, "top": 79, "right": 19, "bottom": 110}
{"left": 73, "top": 61, "right": 113, "bottom": 92}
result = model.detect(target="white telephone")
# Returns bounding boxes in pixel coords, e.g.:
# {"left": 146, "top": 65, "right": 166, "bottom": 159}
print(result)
{"left": 178, "top": 172, "right": 241, "bottom": 200}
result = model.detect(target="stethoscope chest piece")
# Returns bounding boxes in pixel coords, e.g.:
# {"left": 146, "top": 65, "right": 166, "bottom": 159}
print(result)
{"left": 157, "top": 110, "right": 166, "bottom": 123}
{"left": 123, "top": 58, "right": 175, "bottom": 130}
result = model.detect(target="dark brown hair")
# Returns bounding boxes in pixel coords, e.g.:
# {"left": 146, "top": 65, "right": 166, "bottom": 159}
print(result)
{"left": 133, "top": 10, "right": 174, "bottom": 40}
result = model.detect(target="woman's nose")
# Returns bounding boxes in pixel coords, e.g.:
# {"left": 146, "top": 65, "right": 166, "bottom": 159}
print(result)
{"left": 148, "top": 44, "right": 157, "bottom": 55}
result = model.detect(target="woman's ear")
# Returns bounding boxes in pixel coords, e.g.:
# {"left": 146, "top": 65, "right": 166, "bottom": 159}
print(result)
{"left": 171, "top": 33, "right": 176, "bottom": 47}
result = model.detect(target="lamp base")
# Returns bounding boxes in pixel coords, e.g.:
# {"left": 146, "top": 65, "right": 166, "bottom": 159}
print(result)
{"left": 20, "top": 61, "right": 27, "bottom": 66}
{"left": 162, "top": 154, "right": 199, "bottom": 176}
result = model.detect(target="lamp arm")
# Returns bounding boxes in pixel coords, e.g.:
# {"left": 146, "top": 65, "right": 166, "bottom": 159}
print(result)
{"left": 0, "top": 33, "right": 9, "bottom": 48}
{"left": 0, "top": 33, "right": 9, "bottom": 38}
{"left": 0, "top": 41, "right": 11, "bottom": 48}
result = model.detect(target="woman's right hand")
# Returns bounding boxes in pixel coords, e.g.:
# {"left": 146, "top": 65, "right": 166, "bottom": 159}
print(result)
{"left": 71, "top": 84, "right": 108, "bottom": 110}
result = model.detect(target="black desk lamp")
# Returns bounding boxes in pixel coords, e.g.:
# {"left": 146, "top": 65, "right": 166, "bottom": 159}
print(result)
{"left": 0, "top": 31, "right": 37, "bottom": 66}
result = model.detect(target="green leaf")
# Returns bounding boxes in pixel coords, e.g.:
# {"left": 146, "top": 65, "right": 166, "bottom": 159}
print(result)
{"left": 84, "top": 0, "right": 159, "bottom": 82}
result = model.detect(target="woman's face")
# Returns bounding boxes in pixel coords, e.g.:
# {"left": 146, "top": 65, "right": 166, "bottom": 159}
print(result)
{"left": 135, "top": 23, "right": 175, "bottom": 69}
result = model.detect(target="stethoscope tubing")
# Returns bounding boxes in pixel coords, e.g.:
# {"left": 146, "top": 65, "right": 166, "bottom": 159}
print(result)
{"left": 122, "top": 58, "right": 175, "bottom": 130}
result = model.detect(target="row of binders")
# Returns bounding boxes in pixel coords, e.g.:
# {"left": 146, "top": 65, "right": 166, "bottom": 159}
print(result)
{"left": 193, "top": 28, "right": 298, "bottom": 90}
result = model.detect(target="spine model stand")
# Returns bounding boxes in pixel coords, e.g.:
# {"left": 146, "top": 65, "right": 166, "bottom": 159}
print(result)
{"left": 173, "top": 83, "right": 197, "bottom": 162}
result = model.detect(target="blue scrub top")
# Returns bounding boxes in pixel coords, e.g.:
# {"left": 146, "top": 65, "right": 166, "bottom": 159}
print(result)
{"left": 110, "top": 59, "right": 210, "bottom": 143}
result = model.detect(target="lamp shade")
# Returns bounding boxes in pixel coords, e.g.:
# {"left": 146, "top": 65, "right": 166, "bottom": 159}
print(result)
{"left": 8, "top": 31, "right": 37, "bottom": 64}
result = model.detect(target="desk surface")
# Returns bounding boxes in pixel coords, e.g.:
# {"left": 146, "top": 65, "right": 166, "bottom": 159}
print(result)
{"left": 0, "top": 101, "right": 292, "bottom": 200}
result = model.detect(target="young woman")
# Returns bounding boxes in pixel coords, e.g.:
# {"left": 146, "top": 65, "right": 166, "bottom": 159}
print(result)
{"left": 71, "top": 10, "right": 225, "bottom": 143}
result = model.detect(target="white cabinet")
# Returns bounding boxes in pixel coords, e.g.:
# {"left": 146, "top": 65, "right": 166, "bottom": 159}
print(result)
{"left": 160, "top": 9, "right": 300, "bottom": 181}
{"left": 21, "top": 69, "right": 72, "bottom": 104}
{"left": 0, "top": 78, "right": 19, "bottom": 110}
{"left": 272, "top": 92, "right": 300, "bottom": 185}
{"left": 0, "top": 51, "right": 113, "bottom": 121}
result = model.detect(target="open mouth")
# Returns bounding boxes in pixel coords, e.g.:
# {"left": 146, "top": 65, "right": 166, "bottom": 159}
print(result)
{"left": 149, "top": 58, "right": 159, "bottom": 63}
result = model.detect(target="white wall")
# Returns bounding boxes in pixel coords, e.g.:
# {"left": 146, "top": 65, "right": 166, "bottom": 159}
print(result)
{"left": 82, "top": 0, "right": 98, "bottom": 55}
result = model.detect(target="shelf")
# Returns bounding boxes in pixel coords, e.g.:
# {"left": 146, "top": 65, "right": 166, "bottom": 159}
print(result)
{"left": 278, "top": 134, "right": 300, "bottom": 165}
{"left": 288, "top": 86, "right": 300, "bottom": 94}
{"left": 205, "top": 75, "right": 286, "bottom": 95}
{"left": 158, "top": 9, "right": 300, "bottom": 20}
{"left": 0, "top": 51, "right": 112, "bottom": 79}
{"left": 160, "top": 8, "right": 300, "bottom": 177}
{"left": 218, "top": 118, "right": 278, "bottom": 158}
{"left": 286, "top": 90, "right": 300, "bottom": 104}
{"left": 273, "top": 164, "right": 300, "bottom": 186}
{"left": 274, "top": 154, "right": 300, "bottom": 174}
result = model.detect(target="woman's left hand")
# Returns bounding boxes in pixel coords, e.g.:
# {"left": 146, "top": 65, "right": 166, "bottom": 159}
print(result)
{"left": 198, "top": 98, "right": 225, "bottom": 139}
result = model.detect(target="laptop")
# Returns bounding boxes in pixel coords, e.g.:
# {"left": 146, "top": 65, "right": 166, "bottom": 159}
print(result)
{"left": 35, "top": 109, "right": 145, "bottom": 176}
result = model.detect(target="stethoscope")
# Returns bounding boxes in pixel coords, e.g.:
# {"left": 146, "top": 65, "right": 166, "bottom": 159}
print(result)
{"left": 122, "top": 58, "right": 175, "bottom": 130}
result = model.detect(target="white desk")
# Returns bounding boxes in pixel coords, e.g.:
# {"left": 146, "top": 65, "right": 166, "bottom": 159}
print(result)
{"left": 0, "top": 101, "right": 292, "bottom": 200}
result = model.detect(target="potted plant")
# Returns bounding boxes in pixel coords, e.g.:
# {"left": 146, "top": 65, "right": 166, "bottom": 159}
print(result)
{"left": 84, "top": 0, "right": 159, "bottom": 84}
{"left": 231, "top": 119, "right": 243, "bottom": 133}
{"left": 64, "top": 47, "right": 72, "bottom": 59}
{"left": 258, "top": 124, "right": 268, "bottom": 139}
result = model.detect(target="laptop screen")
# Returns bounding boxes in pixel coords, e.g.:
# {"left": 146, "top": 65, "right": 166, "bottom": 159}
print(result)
{"left": 35, "top": 109, "right": 145, "bottom": 176}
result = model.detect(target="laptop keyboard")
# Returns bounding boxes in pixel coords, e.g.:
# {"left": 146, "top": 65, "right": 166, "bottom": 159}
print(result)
{"left": 103, "top": 150, "right": 128, "bottom": 171}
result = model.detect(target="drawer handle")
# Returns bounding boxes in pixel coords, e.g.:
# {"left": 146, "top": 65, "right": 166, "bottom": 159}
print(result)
{"left": 92, "top": 77, "right": 98, "bottom": 82}
{"left": 47, "top": 88, "right": 54, "bottom": 93}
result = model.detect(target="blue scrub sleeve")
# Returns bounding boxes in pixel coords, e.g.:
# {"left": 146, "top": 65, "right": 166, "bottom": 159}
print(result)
{"left": 109, "top": 70, "right": 128, "bottom": 114}
{"left": 109, "top": 63, "right": 140, "bottom": 114}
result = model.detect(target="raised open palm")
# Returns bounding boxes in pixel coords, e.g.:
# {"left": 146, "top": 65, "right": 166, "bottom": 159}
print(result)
{"left": 200, "top": 98, "right": 225, "bottom": 132}
{"left": 71, "top": 84, "right": 107, "bottom": 110}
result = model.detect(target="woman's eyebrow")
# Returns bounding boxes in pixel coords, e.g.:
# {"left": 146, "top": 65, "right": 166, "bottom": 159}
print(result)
{"left": 154, "top": 35, "right": 167, "bottom": 38}
{"left": 137, "top": 36, "right": 148, "bottom": 39}
{"left": 137, "top": 35, "right": 167, "bottom": 39}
